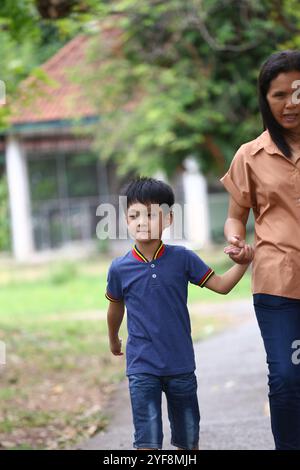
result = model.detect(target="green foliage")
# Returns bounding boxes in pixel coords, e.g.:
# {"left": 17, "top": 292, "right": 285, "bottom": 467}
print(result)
{"left": 0, "top": 0, "right": 109, "bottom": 129}
{"left": 84, "top": 0, "right": 300, "bottom": 177}
{"left": 3, "top": 0, "right": 299, "bottom": 177}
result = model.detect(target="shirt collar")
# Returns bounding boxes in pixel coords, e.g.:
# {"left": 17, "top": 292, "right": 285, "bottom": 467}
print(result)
{"left": 132, "top": 241, "right": 165, "bottom": 263}
{"left": 249, "top": 129, "right": 285, "bottom": 157}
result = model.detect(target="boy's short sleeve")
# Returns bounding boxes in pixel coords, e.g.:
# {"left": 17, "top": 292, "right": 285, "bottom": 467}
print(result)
{"left": 220, "top": 145, "right": 253, "bottom": 209}
{"left": 185, "top": 249, "right": 215, "bottom": 288}
{"left": 105, "top": 261, "right": 123, "bottom": 302}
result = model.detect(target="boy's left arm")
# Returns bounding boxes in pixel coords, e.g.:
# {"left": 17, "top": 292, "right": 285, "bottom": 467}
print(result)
{"left": 204, "top": 244, "right": 254, "bottom": 295}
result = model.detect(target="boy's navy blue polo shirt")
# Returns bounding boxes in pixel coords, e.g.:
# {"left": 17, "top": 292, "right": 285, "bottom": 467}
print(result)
{"left": 105, "top": 241, "right": 214, "bottom": 376}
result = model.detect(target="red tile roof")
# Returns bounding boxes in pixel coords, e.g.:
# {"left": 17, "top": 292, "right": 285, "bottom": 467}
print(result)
{"left": 11, "top": 34, "right": 97, "bottom": 124}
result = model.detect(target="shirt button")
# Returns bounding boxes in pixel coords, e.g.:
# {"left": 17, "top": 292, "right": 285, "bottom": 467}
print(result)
{"left": 151, "top": 264, "right": 155, "bottom": 268}
{"left": 152, "top": 274, "right": 157, "bottom": 278}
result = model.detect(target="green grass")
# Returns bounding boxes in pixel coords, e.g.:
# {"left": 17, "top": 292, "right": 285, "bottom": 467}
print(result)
{"left": 0, "top": 275, "right": 107, "bottom": 320}
{"left": 0, "top": 254, "right": 251, "bottom": 322}
{"left": 0, "top": 246, "right": 252, "bottom": 449}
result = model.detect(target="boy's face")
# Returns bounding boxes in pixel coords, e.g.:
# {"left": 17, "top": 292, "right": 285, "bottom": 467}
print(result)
{"left": 126, "top": 202, "right": 173, "bottom": 242}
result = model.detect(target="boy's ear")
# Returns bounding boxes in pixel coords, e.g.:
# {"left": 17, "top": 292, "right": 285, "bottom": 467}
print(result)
{"left": 164, "top": 210, "right": 173, "bottom": 228}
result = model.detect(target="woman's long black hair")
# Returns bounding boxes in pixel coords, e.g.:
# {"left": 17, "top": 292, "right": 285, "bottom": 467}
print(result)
{"left": 258, "top": 50, "right": 300, "bottom": 159}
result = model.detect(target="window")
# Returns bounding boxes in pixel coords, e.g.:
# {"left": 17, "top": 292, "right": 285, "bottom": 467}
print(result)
{"left": 28, "top": 151, "right": 107, "bottom": 250}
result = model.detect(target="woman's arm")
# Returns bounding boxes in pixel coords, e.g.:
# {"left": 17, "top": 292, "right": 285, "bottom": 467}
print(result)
{"left": 224, "top": 196, "right": 252, "bottom": 264}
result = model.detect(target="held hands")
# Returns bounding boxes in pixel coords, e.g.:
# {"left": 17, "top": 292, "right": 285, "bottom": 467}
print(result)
{"left": 224, "top": 235, "right": 254, "bottom": 265}
{"left": 110, "top": 336, "right": 123, "bottom": 356}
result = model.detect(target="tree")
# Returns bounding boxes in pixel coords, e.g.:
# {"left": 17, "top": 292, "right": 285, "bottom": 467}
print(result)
{"left": 0, "top": 0, "right": 108, "bottom": 128}
{"left": 83, "top": 0, "right": 300, "bottom": 177}
{"left": 0, "top": 0, "right": 105, "bottom": 251}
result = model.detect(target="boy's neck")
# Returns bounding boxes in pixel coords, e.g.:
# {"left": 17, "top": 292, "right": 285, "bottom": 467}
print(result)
{"left": 135, "top": 239, "right": 163, "bottom": 262}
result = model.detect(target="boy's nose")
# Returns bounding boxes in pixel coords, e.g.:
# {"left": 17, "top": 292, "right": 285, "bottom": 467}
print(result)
{"left": 137, "top": 220, "right": 148, "bottom": 228}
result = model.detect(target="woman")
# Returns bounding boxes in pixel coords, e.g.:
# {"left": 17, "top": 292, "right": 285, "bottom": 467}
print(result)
{"left": 221, "top": 50, "right": 300, "bottom": 450}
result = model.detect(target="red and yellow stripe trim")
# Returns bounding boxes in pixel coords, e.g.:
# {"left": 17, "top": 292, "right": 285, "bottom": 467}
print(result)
{"left": 132, "top": 246, "right": 148, "bottom": 263}
{"left": 132, "top": 241, "right": 165, "bottom": 263}
{"left": 198, "top": 268, "right": 214, "bottom": 287}
{"left": 153, "top": 241, "right": 165, "bottom": 260}
{"left": 105, "top": 292, "right": 122, "bottom": 302}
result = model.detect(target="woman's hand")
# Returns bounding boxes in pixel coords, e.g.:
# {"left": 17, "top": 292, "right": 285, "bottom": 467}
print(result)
{"left": 224, "top": 235, "right": 254, "bottom": 265}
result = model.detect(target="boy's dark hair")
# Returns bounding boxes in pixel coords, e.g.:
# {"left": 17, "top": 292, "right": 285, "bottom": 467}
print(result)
{"left": 258, "top": 50, "right": 300, "bottom": 159}
{"left": 121, "top": 177, "right": 175, "bottom": 210}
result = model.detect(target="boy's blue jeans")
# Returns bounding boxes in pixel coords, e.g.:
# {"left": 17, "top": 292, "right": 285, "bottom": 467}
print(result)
{"left": 128, "top": 371, "right": 200, "bottom": 449}
{"left": 253, "top": 293, "right": 300, "bottom": 450}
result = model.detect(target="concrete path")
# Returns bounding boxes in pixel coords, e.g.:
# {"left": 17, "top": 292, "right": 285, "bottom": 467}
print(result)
{"left": 78, "top": 300, "right": 274, "bottom": 450}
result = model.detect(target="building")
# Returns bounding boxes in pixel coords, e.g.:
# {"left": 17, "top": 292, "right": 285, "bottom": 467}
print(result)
{"left": 5, "top": 34, "right": 128, "bottom": 261}
{"left": 4, "top": 31, "right": 242, "bottom": 262}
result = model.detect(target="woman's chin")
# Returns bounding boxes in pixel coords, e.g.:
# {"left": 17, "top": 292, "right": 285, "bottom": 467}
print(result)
{"left": 281, "top": 120, "right": 300, "bottom": 131}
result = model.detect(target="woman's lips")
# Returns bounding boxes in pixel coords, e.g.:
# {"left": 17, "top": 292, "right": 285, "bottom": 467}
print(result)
{"left": 283, "top": 113, "right": 299, "bottom": 121}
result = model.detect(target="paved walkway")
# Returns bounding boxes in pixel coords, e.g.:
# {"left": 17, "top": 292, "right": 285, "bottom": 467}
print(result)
{"left": 78, "top": 300, "right": 274, "bottom": 450}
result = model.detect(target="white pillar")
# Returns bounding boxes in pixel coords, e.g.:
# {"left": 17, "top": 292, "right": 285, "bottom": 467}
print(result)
{"left": 182, "top": 157, "right": 211, "bottom": 249}
{"left": 6, "top": 136, "right": 34, "bottom": 261}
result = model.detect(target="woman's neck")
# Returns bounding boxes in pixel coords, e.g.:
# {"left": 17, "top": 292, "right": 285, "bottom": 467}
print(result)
{"left": 285, "top": 129, "right": 300, "bottom": 145}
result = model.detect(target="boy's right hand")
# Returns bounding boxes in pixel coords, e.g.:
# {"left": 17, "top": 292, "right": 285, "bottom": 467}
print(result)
{"left": 110, "top": 337, "right": 124, "bottom": 356}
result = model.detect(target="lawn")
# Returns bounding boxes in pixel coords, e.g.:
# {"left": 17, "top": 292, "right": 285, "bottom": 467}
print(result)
{"left": 0, "top": 252, "right": 251, "bottom": 319}
{"left": 0, "top": 245, "right": 252, "bottom": 449}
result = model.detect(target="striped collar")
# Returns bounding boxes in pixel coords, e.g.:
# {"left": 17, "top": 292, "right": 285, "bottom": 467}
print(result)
{"left": 132, "top": 241, "right": 165, "bottom": 263}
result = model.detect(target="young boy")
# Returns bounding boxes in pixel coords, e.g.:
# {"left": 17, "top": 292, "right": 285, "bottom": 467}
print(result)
{"left": 105, "top": 177, "right": 254, "bottom": 450}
